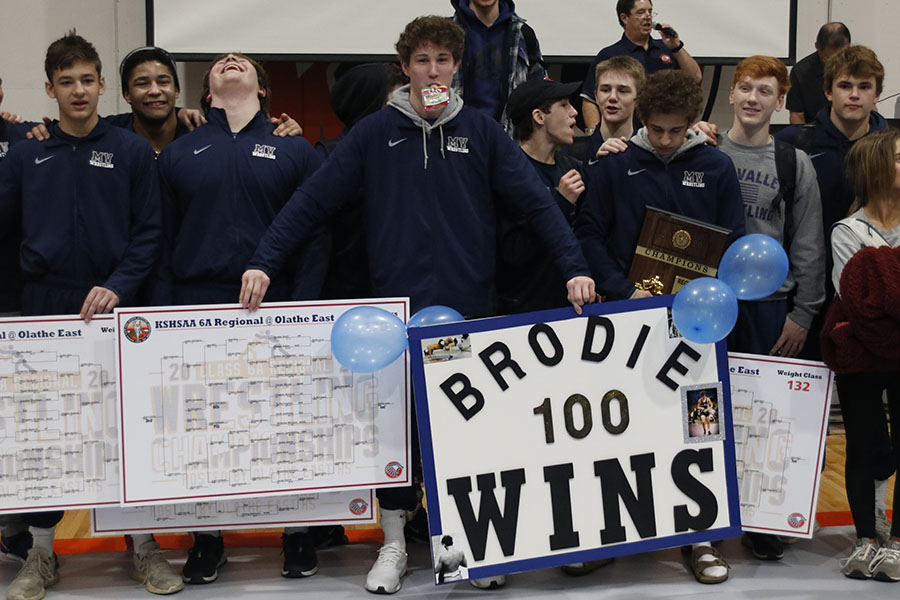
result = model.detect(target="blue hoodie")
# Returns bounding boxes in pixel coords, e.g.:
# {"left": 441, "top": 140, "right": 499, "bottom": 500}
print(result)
{"left": 576, "top": 129, "right": 745, "bottom": 300}
{"left": 156, "top": 108, "right": 325, "bottom": 305}
{"left": 248, "top": 86, "right": 589, "bottom": 317}
{"left": 0, "top": 118, "right": 160, "bottom": 314}
{"left": 775, "top": 107, "right": 889, "bottom": 246}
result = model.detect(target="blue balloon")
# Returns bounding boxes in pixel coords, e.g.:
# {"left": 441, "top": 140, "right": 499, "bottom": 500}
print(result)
{"left": 407, "top": 305, "right": 465, "bottom": 328}
{"left": 331, "top": 306, "right": 408, "bottom": 373}
{"left": 718, "top": 234, "right": 789, "bottom": 300}
{"left": 672, "top": 278, "right": 738, "bottom": 344}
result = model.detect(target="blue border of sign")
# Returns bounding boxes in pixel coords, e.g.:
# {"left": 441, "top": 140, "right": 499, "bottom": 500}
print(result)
{"left": 407, "top": 296, "right": 742, "bottom": 582}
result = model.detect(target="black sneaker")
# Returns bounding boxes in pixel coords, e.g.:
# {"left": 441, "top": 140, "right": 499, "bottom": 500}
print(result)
{"left": 281, "top": 532, "right": 318, "bottom": 578}
{"left": 0, "top": 531, "right": 33, "bottom": 563}
{"left": 182, "top": 534, "right": 227, "bottom": 584}
{"left": 742, "top": 532, "right": 784, "bottom": 560}
{"left": 309, "top": 525, "right": 348, "bottom": 550}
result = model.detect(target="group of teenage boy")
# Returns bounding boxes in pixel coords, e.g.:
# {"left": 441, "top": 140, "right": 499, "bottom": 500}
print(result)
{"left": 0, "top": 0, "right": 896, "bottom": 598}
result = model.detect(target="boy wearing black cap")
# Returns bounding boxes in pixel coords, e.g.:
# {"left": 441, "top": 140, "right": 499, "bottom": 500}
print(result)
{"left": 499, "top": 78, "right": 585, "bottom": 313}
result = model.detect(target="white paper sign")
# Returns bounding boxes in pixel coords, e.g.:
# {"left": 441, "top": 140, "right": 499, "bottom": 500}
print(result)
{"left": 0, "top": 315, "right": 119, "bottom": 512}
{"left": 408, "top": 298, "right": 741, "bottom": 584}
{"left": 92, "top": 490, "right": 375, "bottom": 534}
{"left": 115, "top": 299, "right": 410, "bottom": 506}
{"left": 729, "top": 353, "right": 832, "bottom": 538}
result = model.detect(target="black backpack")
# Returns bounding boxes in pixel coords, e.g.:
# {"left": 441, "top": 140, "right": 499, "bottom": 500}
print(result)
{"left": 773, "top": 123, "right": 815, "bottom": 249}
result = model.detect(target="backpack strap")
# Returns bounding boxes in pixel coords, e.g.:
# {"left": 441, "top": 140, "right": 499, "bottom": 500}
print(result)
{"left": 773, "top": 140, "right": 797, "bottom": 250}
{"left": 832, "top": 218, "right": 892, "bottom": 248}
{"left": 521, "top": 23, "right": 544, "bottom": 70}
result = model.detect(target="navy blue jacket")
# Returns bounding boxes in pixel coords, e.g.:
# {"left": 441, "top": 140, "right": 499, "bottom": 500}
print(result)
{"left": 775, "top": 107, "right": 889, "bottom": 245}
{"left": 576, "top": 138, "right": 745, "bottom": 300}
{"left": 248, "top": 91, "right": 590, "bottom": 317}
{"left": 497, "top": 151, "right": 584, "bottom": 314}
{"left": 156, "top": 108, "right": 326, "bottom": 305}
{"left": 0, "top": 120, "right": 35, "bottom": 313}
{"left": 0, "top": 119, "right": 160, "bottom": 314}
{"left": 106, "top": 111, "right": 191, "bottom": 141}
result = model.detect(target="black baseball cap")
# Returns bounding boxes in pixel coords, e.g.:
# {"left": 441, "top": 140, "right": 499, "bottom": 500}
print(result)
{"left": 507, "top": 78, "right": 582, "bottom": 124}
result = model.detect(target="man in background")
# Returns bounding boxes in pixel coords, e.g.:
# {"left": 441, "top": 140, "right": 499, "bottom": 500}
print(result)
{"left": 786, "top": 22, "right": 851, "bottom": 124}
{"left": 580, "top": 0, "right": 700, "bottom": 134}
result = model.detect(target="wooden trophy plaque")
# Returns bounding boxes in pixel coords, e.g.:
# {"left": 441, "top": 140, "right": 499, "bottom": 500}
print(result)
{"left": 627, "top": 206, "right": 732, "bottom": 295}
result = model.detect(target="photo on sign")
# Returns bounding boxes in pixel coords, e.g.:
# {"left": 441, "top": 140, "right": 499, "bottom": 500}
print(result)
{"left": 422, "top": 334, "right": 471, "bottom": 364}
{"left": 682, "top": 382, "right": 725, "bottom": 443}
{"left": 431, "top": 533, "right": 470, "bottom": 584}
{"left": 666, "top": 307, "right": 682, "bottom": 339}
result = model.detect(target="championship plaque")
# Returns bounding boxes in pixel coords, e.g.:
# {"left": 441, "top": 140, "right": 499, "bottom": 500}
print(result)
{"left": 628, "top": 206, "right": 731, "bottom": 295}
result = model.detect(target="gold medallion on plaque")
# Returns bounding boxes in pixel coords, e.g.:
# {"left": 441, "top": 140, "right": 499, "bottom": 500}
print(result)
{"left": 672, "top": 229, "right": 692, "bottom": 250}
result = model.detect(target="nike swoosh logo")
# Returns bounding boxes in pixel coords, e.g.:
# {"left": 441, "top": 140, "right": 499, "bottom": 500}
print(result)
{"left": 388, "top": 138, "right": 407, "bottom": 148}
{"left": 193, "top": 145, "right": 212, "bottom": 155}
{"left": 808, "top": 152, "right": 825, "bottom": 159}
{"left": 627, "top": 168, "right": 646, "bottom": 176}
{"left": 588, "top": 158, "right": 599, "bottom": 166}
{"left": 34, "top": 156, "right": 54, "bottom": 165}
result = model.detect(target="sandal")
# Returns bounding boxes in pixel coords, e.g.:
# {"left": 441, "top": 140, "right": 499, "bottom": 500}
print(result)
{"left": 689, "top": 544, "right": 730, "bottom": 584}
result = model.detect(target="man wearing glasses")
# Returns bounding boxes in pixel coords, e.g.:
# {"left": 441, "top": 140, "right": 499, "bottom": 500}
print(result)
{"left": 580, "top": 0, "right": 700, "bottom": 133}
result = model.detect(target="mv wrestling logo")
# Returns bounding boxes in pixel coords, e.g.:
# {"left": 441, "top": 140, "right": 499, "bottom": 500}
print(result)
{"left": 446, "top": 136, "right": 469, "bottom": 154}
{"left": 0, "top": 142, "right": 8, "bottom": 159}
{"left": 123, "top": 316, "right": 151, "bottom": 343}
{"left": 682, "top": 170, "right": 706, "bottom": 188}
{"left": 252, "top": 144, "right": 276, "bottom": 160}
{"left": 384, "top": 461, "right": 404, "bottom": 479}
{"left": 349, "top": 498, "right": 369, "bottom": 515}
{"left": 89, "top": 151, "right": 115, "bottom": 169}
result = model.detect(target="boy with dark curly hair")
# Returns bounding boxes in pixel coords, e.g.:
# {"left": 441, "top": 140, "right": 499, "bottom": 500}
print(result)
{"left": 576, "top": 70, "right": 744, "bottom": 303}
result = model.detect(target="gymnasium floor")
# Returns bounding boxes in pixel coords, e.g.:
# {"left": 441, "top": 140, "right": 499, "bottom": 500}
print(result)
{"left": 18, "top": 433, "right": 894, "bottom": 599}
{"left": 0, "top": 525, "right": 890, "bottom": 600}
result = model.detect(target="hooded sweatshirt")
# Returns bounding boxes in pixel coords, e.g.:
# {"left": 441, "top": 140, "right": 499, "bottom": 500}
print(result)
{"left": 248, "top": 86, "right": 589, "bottom": 316}
{"left": 576, "top": 128, "right": 745, "bottom": 300}
{"left": 0, "top": 118, "right": 160, "bottom": 314}
{"left": 775, "top": 107, "right": 889, "bottom": 246}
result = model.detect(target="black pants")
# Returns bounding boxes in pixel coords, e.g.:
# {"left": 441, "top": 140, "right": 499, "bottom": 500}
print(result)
{"left": 0, "top": 511, "right": 64, "bottom": 530}
{"left": 377, "top": 403, "right": 422, "bottom": 512}
{"left": 837, "top": 372, "right": 900, "bottom": 539}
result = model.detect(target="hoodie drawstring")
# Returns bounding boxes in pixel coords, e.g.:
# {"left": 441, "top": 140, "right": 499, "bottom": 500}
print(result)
{"left": 421, "top": 123, "right": 429, "bottom": 170}
{"left": 420, "top": 123, "right": 447, "bottom": 169}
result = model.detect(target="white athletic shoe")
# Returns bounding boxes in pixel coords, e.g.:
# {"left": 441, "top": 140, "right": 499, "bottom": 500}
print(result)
{"left": 840, "top": 538, "right": 878, "bottom": 579}
{"left": 365, "top": 542, "right": 407, "bottom": 594}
